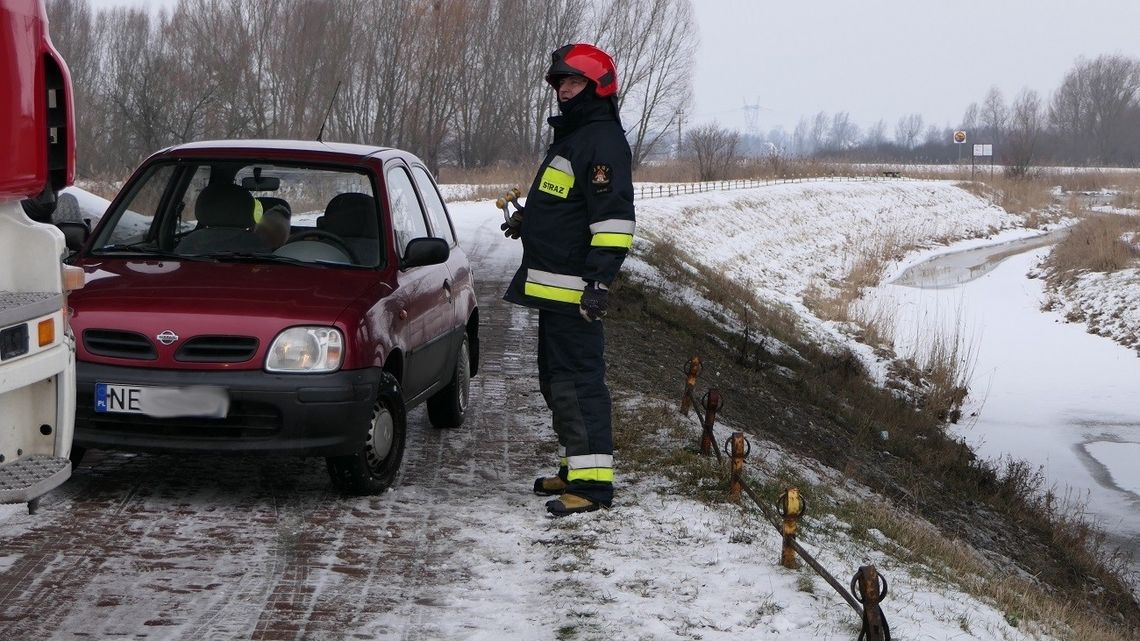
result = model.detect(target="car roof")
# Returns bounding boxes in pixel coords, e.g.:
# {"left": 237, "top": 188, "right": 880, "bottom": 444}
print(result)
{"left": 151, "top": 139, "right": 420, "bottom": 165}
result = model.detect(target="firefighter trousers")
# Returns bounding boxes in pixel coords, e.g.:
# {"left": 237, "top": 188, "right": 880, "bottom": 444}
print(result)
{"left": 537, "top": 309, "right": 614, "bottom": 505}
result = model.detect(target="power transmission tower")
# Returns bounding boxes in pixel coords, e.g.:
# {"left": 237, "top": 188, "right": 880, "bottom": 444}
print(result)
{"left": 675, "top": 109, "right": 684, "bottom": 158}
{"left": 742, "top": 97, "right": 764, "bottom": 137}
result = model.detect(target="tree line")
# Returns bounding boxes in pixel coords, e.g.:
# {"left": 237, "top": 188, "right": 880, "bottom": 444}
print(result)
{"left": 740, "top": 54, "right": 1140, "bottom": 174}
{"left": 46, "top": 0, "right": 697, "bottom": 179}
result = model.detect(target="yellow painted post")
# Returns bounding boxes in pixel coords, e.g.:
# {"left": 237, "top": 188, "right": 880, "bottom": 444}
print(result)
{"left": 779, "top": 488, "right": 803, "bottom": 569}
{"left": 680, "top": 355, "right": 701, "bottom": 415}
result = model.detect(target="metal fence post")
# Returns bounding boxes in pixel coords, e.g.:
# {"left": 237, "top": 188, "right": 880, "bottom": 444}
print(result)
{"left": 728, "top": 432, "right": 745, "bottom": 501}
{"left": 852, "top": 565, "right": 890, "bottom": 641}
{"left": 680, "top": 355, "right": 701, "bottom": 415}
{"left": 700, "top": 389, "right": 722, "bottom": 457}
{"left": 779, "top": 488, "right": 803, "bottom": 569}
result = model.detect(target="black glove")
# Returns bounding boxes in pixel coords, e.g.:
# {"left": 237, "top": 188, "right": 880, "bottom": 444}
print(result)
{"left": 579, "top": 282, "right": 609, "bottom": 322}
{"left": 500, "top": 207, "right": 523, "bottom": 240}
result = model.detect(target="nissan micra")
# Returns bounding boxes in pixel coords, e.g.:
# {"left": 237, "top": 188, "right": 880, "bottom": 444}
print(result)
{"left": 66, "top": 140, "right": 478, "bottom": 495}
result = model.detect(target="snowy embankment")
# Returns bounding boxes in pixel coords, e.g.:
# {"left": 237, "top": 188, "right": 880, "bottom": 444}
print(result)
{"left": 625, "top": 180, "right": 1030, "bottom": 379}
{"left": 1042, "top": 261, "right": 1140, "bottom": 352}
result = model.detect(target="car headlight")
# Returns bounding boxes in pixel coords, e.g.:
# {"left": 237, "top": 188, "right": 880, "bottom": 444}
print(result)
{"left": 265, "top": 327, "right": 343, "bottom": 373}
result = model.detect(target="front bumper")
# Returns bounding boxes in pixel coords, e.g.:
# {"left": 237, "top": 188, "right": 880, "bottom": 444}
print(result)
{"left": 75, "top": 363, "right": 381, "bottom": 457}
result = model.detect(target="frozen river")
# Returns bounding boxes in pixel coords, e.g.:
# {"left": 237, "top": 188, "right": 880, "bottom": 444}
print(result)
{"left": 866, "top": 232, "right": 1140, "bottom": 577}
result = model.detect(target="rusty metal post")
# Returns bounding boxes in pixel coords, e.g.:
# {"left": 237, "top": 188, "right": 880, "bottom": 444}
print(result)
{"left": 728, "top": 432, "right": 745, "bottom": 501}
{"left": 680, "top": 355, "right": 701, "bottom": 415}
{"left": 700, "top": 389, "right": 721, "bottom": 457}
{"left": 778, "top": 488, "right": 803, "bottom": 569}
{"left": 852, "top": 565, "right": 889, "bottom": 641}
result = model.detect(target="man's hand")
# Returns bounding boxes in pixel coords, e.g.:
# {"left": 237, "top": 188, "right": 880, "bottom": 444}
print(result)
{"left": 579, "top": 282, "right": 608, "bottom": 322}
{"left": 500, "top": 207, "right": 523, "bottom": 240}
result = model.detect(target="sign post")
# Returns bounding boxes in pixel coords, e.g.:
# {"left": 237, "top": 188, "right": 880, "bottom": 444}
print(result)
{"left": 953, "top": 130, "right": 967, "bottom": 169}
{"left": 971, "top": 143, "right": 993, "bottom": 181}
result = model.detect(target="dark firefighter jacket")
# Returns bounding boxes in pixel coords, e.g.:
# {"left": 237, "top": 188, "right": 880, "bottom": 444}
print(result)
{"left": 504, "top": 97, "right": 636, "bottom": 316}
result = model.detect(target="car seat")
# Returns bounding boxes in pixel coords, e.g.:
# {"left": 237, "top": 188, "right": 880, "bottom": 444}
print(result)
{"left": 176, "top": 183, "right": 271, "bottom": 254}
{"left": 316, "top": 192, "right": 381, "bottom": 266}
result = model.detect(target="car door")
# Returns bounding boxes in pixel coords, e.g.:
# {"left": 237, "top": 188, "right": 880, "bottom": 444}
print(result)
{"left": 385, "top": 162, "right": 452, "bottom": 400}
{"left": 411, "top": 165, "right": 467, "bottom": 348}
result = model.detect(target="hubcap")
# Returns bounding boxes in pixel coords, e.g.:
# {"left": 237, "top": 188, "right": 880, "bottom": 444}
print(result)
{"left": 365, "top": 404, "right": 394, "bottom": 471}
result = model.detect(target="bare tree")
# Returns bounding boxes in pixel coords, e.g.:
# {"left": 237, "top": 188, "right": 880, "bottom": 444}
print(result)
{"left": 894, "top": 113, "right": 923, "bottom": 148}
{"left": 686, "top": 122, "right": 739, "bottom": 180}
{"left": 980, "top": 86, "right": 1008, "bottom": 145}
{"left": 591, "top": 0, "right": 697, "bottom": 168}
{"left": 922, "top": 124, "right": 943, "bottom": 147}
{"left": 864, "top": 119, "right": 888, "bottom": 147}
{"left": 1050, "top": 54, "right": 1140, "bottom": 164}
{"left": 792, "top": 115, "right": 811, "bottom": 155}
{"left": 1006, "top": 88, "right": 1044, "bottom": 177}
{"left": 959, "top": 102, "right": 979, "bottom": 135}
{"left": 826, "top": 112, "right": 859, "bottom": 151}
{"left": 808, "top": 111, "right": 828, "bottom": 153}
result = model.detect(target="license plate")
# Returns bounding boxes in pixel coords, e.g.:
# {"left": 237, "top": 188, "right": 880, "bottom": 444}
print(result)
{"left": 95, "top": 383, "right": 229, "bottom": 418}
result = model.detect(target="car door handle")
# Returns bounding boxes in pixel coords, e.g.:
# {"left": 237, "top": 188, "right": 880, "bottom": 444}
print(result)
{"left": 443, "top": 279, "right": 452, "bottom": 301}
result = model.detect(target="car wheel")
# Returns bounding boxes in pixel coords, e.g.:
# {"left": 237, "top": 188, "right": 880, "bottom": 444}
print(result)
{"left": 326, "top": 373, "right": 406, "bottom": 495}
{"left": 427, "top": 333, "right": 470, "bottom": 429}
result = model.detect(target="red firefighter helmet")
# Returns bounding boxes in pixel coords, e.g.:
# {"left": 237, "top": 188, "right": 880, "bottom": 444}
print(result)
{"left": 545, "top": 43, "right": 619, "bottom": 97}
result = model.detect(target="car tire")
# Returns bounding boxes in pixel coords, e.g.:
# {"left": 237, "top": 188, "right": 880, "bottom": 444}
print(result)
{"left": 326, "top": 372, "right": 407, "bottom": 495}
{"left": 427, "top": 333, "right": 470, "bottom": 429}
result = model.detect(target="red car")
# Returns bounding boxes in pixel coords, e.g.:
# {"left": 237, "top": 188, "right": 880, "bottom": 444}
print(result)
{"left": 66, "top": 140, "right": 478, "bottom": 494}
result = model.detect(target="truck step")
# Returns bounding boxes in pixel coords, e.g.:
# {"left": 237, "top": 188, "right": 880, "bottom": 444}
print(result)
{"left": 0, "top": 455, "right": 71, "bottom": 512}
{"left": 0, "top": 290, "right": 63, "bottom": 327}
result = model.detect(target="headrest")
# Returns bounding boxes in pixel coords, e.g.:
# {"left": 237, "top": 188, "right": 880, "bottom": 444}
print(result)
{"left": 320, "top": 192, "right": 378, "bottom": 239}
{"left": 195, "top": 183, "right": 257, "bottom": 228}
{"left": 257, "top": 196, "right": 291, "bottom": 219}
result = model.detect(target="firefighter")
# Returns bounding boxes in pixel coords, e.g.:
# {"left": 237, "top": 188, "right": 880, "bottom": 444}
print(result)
{"left": 502, "top": 43, "right": 635, "bottom": 516}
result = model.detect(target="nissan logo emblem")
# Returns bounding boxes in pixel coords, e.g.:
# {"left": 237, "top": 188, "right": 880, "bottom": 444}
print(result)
{"left": 156, "top": 330, "right": 179, "bottom": 346}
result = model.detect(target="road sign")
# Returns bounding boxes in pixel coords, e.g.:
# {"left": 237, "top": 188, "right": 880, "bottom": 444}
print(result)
{"left": 973, "top": 144, "right": 992, "bottom": 157}
{"left": 953, "top": 130, "right": 967, "bottom": 144}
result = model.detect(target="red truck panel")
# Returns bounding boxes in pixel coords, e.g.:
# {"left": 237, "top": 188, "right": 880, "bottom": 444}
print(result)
{"left": 0, "top": 0, "right": 74, "bottom": 200}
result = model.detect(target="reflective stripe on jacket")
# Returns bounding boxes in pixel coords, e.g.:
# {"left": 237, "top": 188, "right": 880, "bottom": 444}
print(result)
{"left": 504, "top": 99, "right": 635, "bottom": 316}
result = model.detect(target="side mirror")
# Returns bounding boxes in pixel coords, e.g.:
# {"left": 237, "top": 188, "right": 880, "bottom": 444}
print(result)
{"left": 57, "top": 221, "right": 90, "bottom": 253}
{"left": 400, "top": 237, "right": 449, "bottom": 270}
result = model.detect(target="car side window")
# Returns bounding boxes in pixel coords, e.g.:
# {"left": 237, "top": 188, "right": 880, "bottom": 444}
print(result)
{"left": 386, "top": 166, "right": 428, "bottom": 257}
{"left": 411, "top": 166, "right": 456, "bottom": 247}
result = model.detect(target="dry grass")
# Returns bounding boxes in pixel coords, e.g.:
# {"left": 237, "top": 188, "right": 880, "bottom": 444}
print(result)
{"left": 955, "top": 176, "right": 1056, "bottom": 222}
{"left": 842, "top": 498, "right": 1134, "bottom": 641}
{"left": 436, "top": 164, "right": 533, "bottom": 201}
{"left": 1044, "top": 214, "right": 1140, "bottom": 285}
{"left": 639, "top": 238, "right": 803, "bottom": 368}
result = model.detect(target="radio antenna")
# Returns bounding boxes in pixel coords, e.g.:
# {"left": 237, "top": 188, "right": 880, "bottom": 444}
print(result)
{"left": 316, "top": 80, "right": 342, "bottom": 142}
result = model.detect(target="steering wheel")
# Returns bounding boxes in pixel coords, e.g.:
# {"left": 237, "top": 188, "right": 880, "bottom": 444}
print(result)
{"left": 285, "top": 230, "right": 359, "bottom": 264}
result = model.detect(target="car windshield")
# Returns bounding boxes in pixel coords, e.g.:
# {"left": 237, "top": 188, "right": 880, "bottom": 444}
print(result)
{"left": 89, "top": 161, "right": 383, "bottom": 268}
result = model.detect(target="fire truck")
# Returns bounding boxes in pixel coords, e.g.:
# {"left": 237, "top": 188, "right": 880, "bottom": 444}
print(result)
{"left": 0, "top": 0, "right": 83, "bottom": 513}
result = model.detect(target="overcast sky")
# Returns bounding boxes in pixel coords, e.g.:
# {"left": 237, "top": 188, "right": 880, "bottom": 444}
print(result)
{"left": 86, "top": 0, "right": 1140, "bottom": 137}
{"left": 691, "top": 0, "right": 1140, "bottom": 135}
